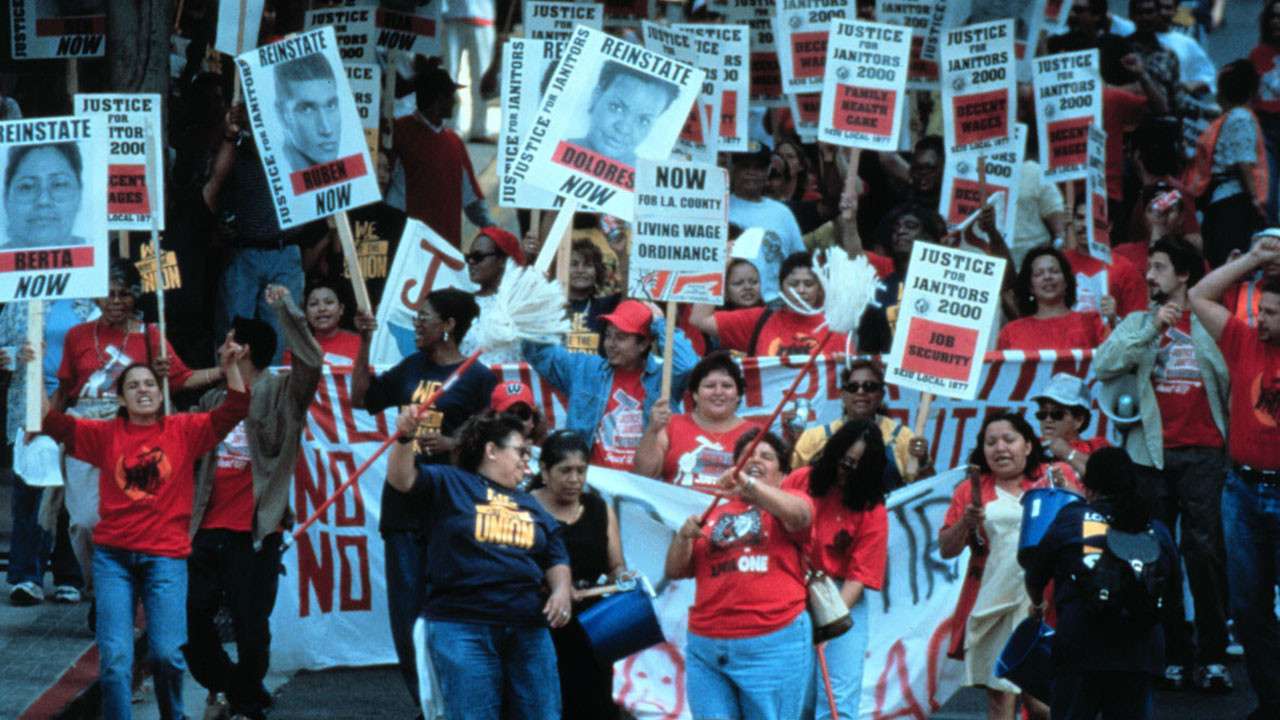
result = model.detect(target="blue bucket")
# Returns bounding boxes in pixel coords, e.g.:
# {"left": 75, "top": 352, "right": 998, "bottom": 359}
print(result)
{"left": 578, "top": 588, "right": 665, "bottom": 665}
{"left": 1017, "top": 486, "right": 1083, "bottom": 567}
{"left": 996, "top": 618, "right": 1054, "bottom": 702}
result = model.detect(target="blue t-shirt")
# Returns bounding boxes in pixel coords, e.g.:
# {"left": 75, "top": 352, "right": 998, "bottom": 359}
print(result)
{"left": 365, "top": 354, "right": 497, "bottom": 533}
{"left": 410, "top": 464, "right": 569, "bottom": 627}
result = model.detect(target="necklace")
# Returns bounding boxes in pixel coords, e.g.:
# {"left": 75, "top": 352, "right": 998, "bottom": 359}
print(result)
{"left": 93, "top": 318, "right": 135, "bottom": 369}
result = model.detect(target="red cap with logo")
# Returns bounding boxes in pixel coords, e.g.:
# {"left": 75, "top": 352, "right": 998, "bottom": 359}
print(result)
{"left": 491, "top": 381, "right": 535, "bottom": 412}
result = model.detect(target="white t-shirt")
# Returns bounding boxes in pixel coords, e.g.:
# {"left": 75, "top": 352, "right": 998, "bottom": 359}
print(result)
{"left": 729, "top": 195, "right": 806, "bottom": 306}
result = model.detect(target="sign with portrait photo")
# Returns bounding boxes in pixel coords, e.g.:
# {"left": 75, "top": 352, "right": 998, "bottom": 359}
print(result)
{"left": 374, "top": 3, "right": 443, "bottom": 57}
{"left": 630, "top": 160, "right": 729, "bottom": 304}
{"left": 642, "top": 22, "right": 713, "bottom": 161}
{"left": 215, "top": 0, "right": 265, "bottom": 57}
{"left": 676, "top": 23, "right": 751, "bottom": 153}
{"left": 725, "top": 0, "right": 786, "bottom": 107}
{"left": 514, "top": 26, "right": 704, "bottom": 220}
{"left": 306, "top": 7, "right": 378, "bottom": 64}
{"left": 73, "top": 93, "right": 165, "bottom": 231}
{"left": 9, "top": 0, "right": 105, "bottom": 59}
{"left": 1033, "top": 49, "right": 1102, "bottom": 178}
{"left": 774, "top": 0, "right": 849, "bottom": 93}
{"left": 940, "top": 19, "right": 1015, "bottom": 158}
{"left": 498, "top": 38, "right": 562, "bottom": 210}
{"left": 235, "top": 26, "right": 381, "bottom": 229}
{"left": 818, "top": 19, "right": 912, "bottom": 151}
{"left": 886, "top": 242, "right": 1004, "bottom": 400}
{"left": 0, "top": 116, "right": 108, "bottom": 301}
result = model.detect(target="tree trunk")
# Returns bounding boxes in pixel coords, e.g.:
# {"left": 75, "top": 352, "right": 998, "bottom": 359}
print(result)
{"left": 106, "top": 0, "right": 171, "bottom": 99}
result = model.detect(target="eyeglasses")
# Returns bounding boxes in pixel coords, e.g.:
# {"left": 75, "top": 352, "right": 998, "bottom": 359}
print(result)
{"left": 464, "top": 250, "right": 502, "bottom": 265}
{"left": 9, "top": 174, "right": 78, "bottom": 204}
{"left": 838, "top": 457, "right": 859, "bottom": 473}
{"left": 1035, "top": 409, "right": 1069, "bottom": 421}
{"left": 501, "top": 443, "right": 532, "bottom": 460}
{"left": 842, "top": 381, "right": 883, "bottom": 394}
{"left": 505, "top": 404, "right": 534, "bottom": 422}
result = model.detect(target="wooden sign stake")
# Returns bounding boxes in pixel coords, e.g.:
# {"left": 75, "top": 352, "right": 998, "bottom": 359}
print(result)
{"left": 144, "top": 120, "right": 171, "bottom": 415}
{"left": 24, "top": 301, "right": 44, "bottom": 432}
{"left": 336, "top": 211, "right": 373, "bottom": 314}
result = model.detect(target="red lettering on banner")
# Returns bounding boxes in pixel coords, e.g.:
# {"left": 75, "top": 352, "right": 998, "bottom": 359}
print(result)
{"left": 790, "top": 31, "right": 828, "bottom": 78}
{"left": 1046, "top": 116, "right": 1092, "bottom": 169}
{"left": 108, "top": 164, "right": 150, "bottom": 215}
{"left": 334, "top": 374, "right": 392, "bottom": 442}
{"left": 616, "top": 642, "right": 686, "bottom": 719}
{"left": 552, "top": 141, "right": 635, "bottom": 190}
{"left": 308, "top": 380, "right": 341, "bottom": 444}
{"left": 926, "top": 615, "right": 961, "bottom": 711}
{"left": 35, "top": 16, "right": 106, "bottom": 36}
{"left": 288, "top": 154, "right": 368, "bottom": 195}
{"left": 872, "top": 640, "right": 927, "bottom": 719}
{"left": 741, "top": 356, "right": 765, "bottom": 407}
{"left": 902, "top": 317, "right": 977, "bottom": 382}
{"left": 750, "top": 53, "right": 783, "bottom": 96}
{"left": 719, "top": 90, "right": 738, "bottom": 137}
{"left": 833, "top": 84, "right": 896, "bottom": 136}
{"left": 400, "top": 238, "right": 466, "bottom": 312}
{"left": 329, "top": 451, "right": 366, "bottom": 527}
{"left": 297, "top": 531, "right": 334, "bottom": 617}
{"left": 295, "top": 448, "right": 330, "bottom": 525}
{"left": 336, "top": 535, "right": 372, "bottom": 611}
{"left": 951, "top": 89, "right": 1008, "bottom": 146}
{"left": 0, "top": 246, "right": 94, "bottom": 272}
{"left": 945, "top": 407, "right": 981, "bottom": 468}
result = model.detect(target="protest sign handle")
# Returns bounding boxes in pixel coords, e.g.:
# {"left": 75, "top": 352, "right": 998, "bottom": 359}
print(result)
{"left": 144, "top": 120, "right": 171, "bottom": 416}
{"left": 284, "top": 348, "right": 486, "bottom": 551}
{"left": 1064, "top": 181, "right": 1076, "bottom": 250}
{"left": 556, "top": 223, "right": 572, "bottom": 296}
{"left": 977, "top": 155, "right": 987, "bottom": 203}
{"left": 24, "top": 301, "right": 44, "bottom": 433}
{"left": 660, "top": 301, "right": 676, "bottom": 400}
{"left": 842, "top": 148, "right": 862, "bottom": 203}
{"left": 117, "top": 231, "right": 127, "bottom": 259}
{"left": 903, "top": 392, "right": 932, "bottom": 480}
{"left": 534, "top": 202, "right": 577, "bottom": 277}
{"left": 337, "top": 211, "right": 373, "bottom": 315}
{"left": 699, "top": 330, "right": 834, "bottom": 524}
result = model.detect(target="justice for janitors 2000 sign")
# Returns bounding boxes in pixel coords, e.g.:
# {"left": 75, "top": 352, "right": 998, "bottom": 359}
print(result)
{"left": 237, "top": 27, "right": 381, "bottom": 229}
{"left": 0, "top": 117, "right": 108, "bottom": 302}
{"left": 74, "top": 94, "right": 165, "bottom": 231}
{"left": 513, "top": 26, "right": 704, "bottom": 220}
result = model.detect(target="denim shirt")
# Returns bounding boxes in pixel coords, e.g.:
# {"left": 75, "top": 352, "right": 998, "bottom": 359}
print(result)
{"left": 521, "top": 316, "right": 698, "bottom": 449}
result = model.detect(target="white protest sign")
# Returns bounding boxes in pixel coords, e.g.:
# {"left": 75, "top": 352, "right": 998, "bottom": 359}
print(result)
{"left": 215, "top": 0, "right": 266, "bottom": 56}
{"left": 725, "top": 0, "right": 786, "bottom": 108}
{"left": 73, "top": 94, "right": 165, "bottom": 232}
{"left": 0, "top": 117, "right": 108, "bottom": 301}
{"left": 1085, "top": 124, "right": 1110, "bottom": 262}
{"left": 676, "top": 24, "right": 751, "bottom": 153}
{"left": 940, "top": 19, "right": 1015, "bottom": 158}
{"left": 1033, "top": 49, "right": 1102, "bottom": 179}
{"left": 374, "top": 3, "right": 443, "bottom": 57}
{"left": 886, "top": 242, "right": 1004, "bottom": 400}
{"left": 236, "top": 27, "right": 382, "bottom": 229}
{"left": 642, "top": 22, "right": 713, "bottom": 162}
{"left": 790, "top": 92, "right": 822, "bottom": 142}
{"left": 525, "top": 0, "right": 605, "bottom": 52}
{"left": 344, "top": 63, "right": 381, "bottom": 160}
{"left": 516, "top": 26, "right": 704, "bottom": 221}
{"left": 774, "top": 0, "right": 850, "bottom": 93}
{"left": 630, "top": 161, "right": 729, "bottom": 304}
{"left": 499, "top": 38, "right": 561, "bottom": 209}
{"left": 939, "top": 123, "right": 1025, "bottom": 234}
{"left": 878, "top": 0, "right": 968, "bottom": 90}
{"left": 306, "top": 7, "right": 378, "bottom": 64}
{"left": 10, "top": 0, "right": 105, "bottom": 59}
{"left": 600, "top": 0, "right": 656, "bottom": 26}
{"left": 818, "top": 19, "right": 911, "bottom": 150}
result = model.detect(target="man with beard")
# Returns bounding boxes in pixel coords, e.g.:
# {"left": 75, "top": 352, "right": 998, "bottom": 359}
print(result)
{"left": 1094, "top": 235, "right": 1234, "bottom": 693}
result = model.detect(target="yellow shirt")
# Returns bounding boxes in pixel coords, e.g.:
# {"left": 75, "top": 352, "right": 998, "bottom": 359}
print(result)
{"left": 791, "top": 415, "right": 916, "bottom": 482}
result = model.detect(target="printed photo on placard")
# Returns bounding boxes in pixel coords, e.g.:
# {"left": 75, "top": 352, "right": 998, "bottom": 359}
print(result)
{"left": 774, "top": 0, "right": 849, "bottom": 93}
{"left": 236, "top": 26, "right": 381, "bottom": 229}
{"left": 306, "top": 7, "right": 378, "bottom": 64}
{"left": 10, "top": 0, "right": 106, "bottom": 59}
{"left": 0, "top": 116, "right": 108, "bottom": 301}
{"left": 515, "top": 26, "right": 704, "bottom": 220}
{"left": 818, "top": 19, "right": 911, "bottom": 150}
{"left": 676, "top": 23, "right": 750, "bottom": 153}
{"left": 725, "top": 0, "right": 786, "bottom": 108}
{"left": 940, "top": 19, "right": 1016, "bottom": 157}
{"left": 73, "top": 94, "right": 165, "bottom": 232}
{"left": 215, "top": 0, "right": 265, "bottom": 56}
{"left": 375, "top": 2, "right": 443, "bottom": 57}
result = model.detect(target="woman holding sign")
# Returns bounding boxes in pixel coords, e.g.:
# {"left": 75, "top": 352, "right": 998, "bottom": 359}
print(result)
{"left": 996, "top": 246, "right": 1110, "bottom": 351}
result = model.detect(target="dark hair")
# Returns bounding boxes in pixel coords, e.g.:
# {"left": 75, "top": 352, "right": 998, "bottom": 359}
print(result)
{"left": 1263, "top": 276, "right": 1280, "bottom": 297}
{"left": 571, "top": 239, "right": 608, "bottom": 292}
{"left": 1128, "top": 0, "right": 1156, "bottom": 19}
{"left": 452, "top": 410, "right": 527, "bottom": 474}
{"left": 809, "top": 418, "right": 887, "bottom": 511}
{"left": 231, "top": 315, "right": 277, "bottom": 370}
{"left": 108, "top": 257, "right": 143, "bottom": 298}
{"left": 779, "top": 250, "right": 814, "bottom": 286}
{"left": 840, "top": 358, "right": 890, "bottom": 416}
{"left": 913, "top": 134, "right": 945, "bottom": 159}
{"left": 1149, "top": 235, "right": 1205, "bottom": 288}
{"left": 1134, "top": 118, "right": 1186, "bottom": 176}
{"left": 532, "top": 429, "right": 590, "bottom": 489}
{"left": 114, "top": 362, "right": 161, "bottom": 419}
{"left": 874, "top": 202, "right": 947, "bottom": 250}
{"left": 774, "top": 138, "right": 812, "bottom": 202}
{"left": 425, "top": 288, "right": 480, "bottom": 344}
{"left": 5, "top": 142, "right": 83, "bottom": 193}
{"left": 1016, "top": 245, "right": 1076, "bottom": 315}
{"left": 687, "top": 352, "right": 747, "bottom": 408}
{"left": 415, "top": 56, "right": 457, "bottom": 110}
{"left": 303, "top": 278, "right": 350, "bottom": 328}
{"left": 1262, "top": 0, "right": 1280, "bottom": 45}
{"left": 273, "top": 52, "right": 335, "bottom": 97}
{"left": 1219, "top": 59, "right": 1260, "bottom": 107}
{"left": 1082, "top": 447, "right": 1151, "bottom": 531}
{"left": 594, "top": 60, "right": 679, "bottom": 113}
{"left": 733, "top": 428, "right": 792, "bottom": 475}
{"left": 967, "top": 411, "right": 1047, "bottom": 477}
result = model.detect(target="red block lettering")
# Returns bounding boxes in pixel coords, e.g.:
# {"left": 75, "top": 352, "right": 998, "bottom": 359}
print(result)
{"left": 337, "top": 535, "right": 372, "bottom": 611}
{"left": 296, "top": 531, "right": 334, "bottom": 618}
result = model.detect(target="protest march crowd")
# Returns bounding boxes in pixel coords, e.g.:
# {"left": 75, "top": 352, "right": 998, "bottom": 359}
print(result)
{"left": 11, "top": 0, "right": 1280, "bottom": 719}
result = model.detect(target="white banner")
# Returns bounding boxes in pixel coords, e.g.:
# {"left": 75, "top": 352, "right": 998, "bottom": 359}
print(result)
{"left": 940, "top": 19, "right": 1015, "bottom": 158}
{"left": 306, "top": 7, "right": 378, "bottom": 64}
{"left": 725, "top": 0, "right": 787, "bottom": 108}
{"left": 1033, "top": 50, "right": 1102, "bottom": 179}
{"left": 818, "top": 19, "right": 912, "bottom": 150}
{"left": 774, "top": 0, "right": 850, "bottom": 93}
{"left": 630, "top": 160, "right": 729, "bottom": 304}
{"left": 675, "top": 24, "right": 751, "bottom": 154}
{"left": 73, "top": 94, "right": 165, "bottom": 231}
{"left": 10, "top": 0, "right": 105, "bottom": 59}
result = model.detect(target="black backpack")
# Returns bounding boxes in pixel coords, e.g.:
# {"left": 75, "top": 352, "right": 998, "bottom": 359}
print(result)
{"left": 1075, "top": 519, "right": 1169, "bottom": 628}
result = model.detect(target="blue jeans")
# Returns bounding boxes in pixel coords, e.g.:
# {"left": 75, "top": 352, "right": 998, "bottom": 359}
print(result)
{"left": 7, "top": 476, "right": 81, "bottom": 588}
{"left": 687, "top": 610, "right": 813, "bottom": 720}
{"left": 814, "top": 593, "right": 869, "bottom": 720}
{"left": 215, "top": 245, "right": 303, "bottom": 364}
{"left": 385, "top": 530, "right": 429, "bottom": 705}
{"left": 426, "top": 619, "right": 561, "bottom": 720}
{"left": 1222, "top": 470, "right": 1280, "bottom": 713}
{"left": 93, "top": 546, "right": 188, "bottom": 720}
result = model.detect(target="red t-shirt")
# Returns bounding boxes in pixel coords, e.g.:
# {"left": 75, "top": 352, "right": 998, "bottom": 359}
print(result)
{"left": 867, "top": 251, "right": 894, "bottom": 279}
{"left": 783, "top": 467, "right": 888, "bottom": 589}
{"left": 282, "top": 330, "right": 362, "bottom": 368}
{"left": 996, "top": 312, "right": 1109, "bottom": 351}
{"left": 1065, "top": 248, "right": 1148, "bottom": 319}
{"left": 393, "top": 112, "right": 484, "bottom": 248}
{"left": 662, "top": 415, "right": 758, "bottom": 487}
{"left": 1103, "top": 87, "right": 1148, "bottom": 200}
{"left": 589, "top": 368, "right": 646, "bottom": 470}
{"left": 1251, "top": 44, "right": 1280, "bottom": 115}
{"left": 59, "top": 322, "right": 193, "bottom": 400}
{"left": 42, "top": 389, "right": 251, "bottom": 557}
{"left": 1125, "top": 176, "right": 1201, "bottom": 246}
{"left": 1153, "top": 312, "right": 1224, "bottom": 448}
{"left": 715, "top": 307, "right": 850, "bottom": 357}
{"left": 200, "top": 420, "right": 255, "bottom": 532}
{"left": 1219, "top": 316, "right": 1280, "bottom": 468}
{"left": 688, "top": 493, "right": 813, "bottom": 638}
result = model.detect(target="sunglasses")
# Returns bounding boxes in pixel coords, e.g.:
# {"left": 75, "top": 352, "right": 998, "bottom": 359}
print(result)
{"left": 842, "top": 381, "right": 883, "bottom": 394}
{"left": 501, "top": 443, "right": 532, "bottom": 460}
{"left": 1035, "top": 409, "right": 1069, "bottom": 421}
{"left": 505, "top": 404, "right": 534, "bottom": 422}
{"left": 464, "top": 250, "right": 502, "bottom": 265}
{"left": 839, "top": 457, "right": 859, "bottom": 473}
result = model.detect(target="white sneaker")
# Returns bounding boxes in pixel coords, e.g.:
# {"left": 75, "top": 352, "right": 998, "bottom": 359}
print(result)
{"left": 53, "top": 586, "right": 82, "bottom": 603}
{"left": 9, "top": 581, "right": 44, "bottom": 606}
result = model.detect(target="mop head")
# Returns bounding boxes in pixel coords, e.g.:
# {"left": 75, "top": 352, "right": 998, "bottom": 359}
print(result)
{"left": 472, "top": 261, "right": 572, "bottom": 351}
{"left": 779, "top": 250, "right": 882, "bottom": 336}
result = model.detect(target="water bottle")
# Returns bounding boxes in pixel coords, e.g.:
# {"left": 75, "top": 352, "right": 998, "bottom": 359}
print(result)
{"left": 1116, "top": 393, "right": 1136, "bottom": 418}
{"left": 788, "top": 398, "right": 810, "bottom": 435}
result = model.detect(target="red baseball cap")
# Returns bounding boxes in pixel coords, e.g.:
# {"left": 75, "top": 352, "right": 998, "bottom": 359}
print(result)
{"left": 598, "top": 299, "right": 653, "bottom": 338}
{"left": 491, "top": 381, "right": 535, "bottom": 412}
{"left": 478, "top": 226, "right": 525, "bottom": 266}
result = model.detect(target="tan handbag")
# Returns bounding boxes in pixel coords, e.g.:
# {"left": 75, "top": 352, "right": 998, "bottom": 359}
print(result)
{"left": 806, "top": 566, "right": 852, "bottom": 643}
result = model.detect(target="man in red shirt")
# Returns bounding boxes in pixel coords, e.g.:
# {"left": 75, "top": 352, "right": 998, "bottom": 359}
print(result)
{"left": 1094, "top": 236, "right": 1233, "bottom": 692}
{"left": 1188, "top": 233, "right": 1280, "bottom": 719}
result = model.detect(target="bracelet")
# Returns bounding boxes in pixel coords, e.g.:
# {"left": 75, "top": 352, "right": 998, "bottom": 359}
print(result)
{"left": 223, "top": 133, "right": 239, "bottom": 143}
{"left": 743, "top": 476, "right": 757, "bottom": 497}
{"left": 1067, "top": 449, "right": 1078, "bottom": 463}
{"left": 396, "top": 434, "right": 414, "bottom": 445}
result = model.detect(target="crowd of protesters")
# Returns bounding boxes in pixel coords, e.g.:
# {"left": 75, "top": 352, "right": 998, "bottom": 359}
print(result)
{"left": 7, "top": 0, "right": 1280, "bottom": 719}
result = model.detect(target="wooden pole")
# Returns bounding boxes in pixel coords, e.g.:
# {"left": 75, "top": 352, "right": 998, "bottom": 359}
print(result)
{"left": 556, "top": 221, "right": 572, "bottom": 297}
{"left": 24, "top": 301, "right": 44, "bottom": 432}
{"left": 660, "top": 301, "right": 676, "bottom": 400}
{"left": 902, "top": 392, "right": 933, "bottom": 482}
{"left": 534, "top": 202, "right": 577, "bottom": 277}
{"left": 976, "top": 155, "right": 988, "bottom": 204}
{"left": 117, "top": 230, "right": 128, "bottom": 260}
{"left": 230, "top": 0, "right": 248, "bottom": 105}
{"left": 1064, "top": 181, "right": 1077, "bottom": 250}
{"left": 144, "top": 120, "right": 171, "bottom": 415}
{"left": 337, "top": 211, "right": 373, "bottom": 314}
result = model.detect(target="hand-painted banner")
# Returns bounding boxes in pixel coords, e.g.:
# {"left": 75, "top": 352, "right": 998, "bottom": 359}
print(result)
{"left": 773, "top": 0, "right": 850, "bottom": 93}
{"left": 1033, "top": 50, "right": 1102, "bottom": 178}
{"left": 73, "top": 94, "right": 165, "bottom": 231}
{"left": 940, "top": 19, "right": 1015, "bottom": 158}
{"left": 818, "top": 19, "right": 912, "bottom": 150}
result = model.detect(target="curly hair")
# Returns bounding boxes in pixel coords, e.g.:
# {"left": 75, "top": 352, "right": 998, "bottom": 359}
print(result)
{"left": 452, "top": 410, "right": 528, "bottom": 474}
{"left": 1015, "top": 245, "right": 1076, "bottom": 316}
{"left": 687, "top": 352, "right": 747, "bottom": 410}
{"left": 809, "top": 418, "right": 887, "bottom": 511}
